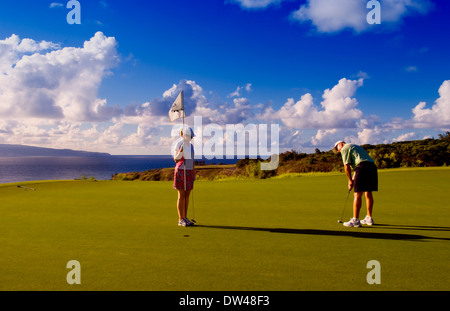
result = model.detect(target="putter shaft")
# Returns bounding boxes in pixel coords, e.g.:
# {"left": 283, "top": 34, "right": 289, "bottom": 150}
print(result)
{"left": 339, "top": 190, "right": 351, "bottom": 222}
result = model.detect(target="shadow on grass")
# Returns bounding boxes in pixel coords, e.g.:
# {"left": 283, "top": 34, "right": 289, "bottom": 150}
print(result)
{"left": 195, "top": 225, "right": 450, "bottom": 242}
{"left": 375, "top": 223, "right": 450, "bottom": 232}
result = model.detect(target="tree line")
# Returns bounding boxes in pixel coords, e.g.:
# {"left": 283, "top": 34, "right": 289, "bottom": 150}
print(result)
{"left": 114, "top": 133, "right": 450, "bottom": 181}
{"left": 238, "top": 132, "right": 450, "bottom": 178}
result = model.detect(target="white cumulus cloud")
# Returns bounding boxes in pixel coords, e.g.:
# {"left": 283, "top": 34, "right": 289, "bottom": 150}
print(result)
{"left": 393, "top": 132, "right": 416, "bottom": 142}
{"left": 291, "top": 0, "right": 433, "bottom": 33}
{"left": 260, "top": 78, "right": 364, "bottom": 129}
{"left": 230, "top": 0, "right": 283, "bottom": 9}
{"left": 49, "top": 3, "right": 64, "bottom": 9}
{"left": 411, "top": 80, "right": 450, "bottom": 129}
{"left": 0, "top": 32, "right": 120, "bottom": 122}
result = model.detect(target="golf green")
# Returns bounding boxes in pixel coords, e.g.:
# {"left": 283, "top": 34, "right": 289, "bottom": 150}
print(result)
{"left": 0, "top": 167, "right": 449, "bottom": 290}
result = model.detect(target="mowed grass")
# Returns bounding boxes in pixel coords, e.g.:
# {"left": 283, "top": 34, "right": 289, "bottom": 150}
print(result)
{"left": 0, "top": 167, "right": 449, "bottom": 291}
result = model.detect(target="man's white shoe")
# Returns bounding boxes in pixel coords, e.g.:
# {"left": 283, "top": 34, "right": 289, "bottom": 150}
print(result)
{"left": 343, "top": 218, "right": 361, "bottom": 227}
{"left": 360, "top": 216, "right": 374, "bottom": 226}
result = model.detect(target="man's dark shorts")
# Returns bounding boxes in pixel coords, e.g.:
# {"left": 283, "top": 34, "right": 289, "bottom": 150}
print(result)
{"left": 354, "top": 161, "right": 378, "bottom": 192}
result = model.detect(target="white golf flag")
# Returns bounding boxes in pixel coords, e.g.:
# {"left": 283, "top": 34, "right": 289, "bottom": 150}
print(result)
{"left": 169, "top": 91, "right": 185, "bottom": 122}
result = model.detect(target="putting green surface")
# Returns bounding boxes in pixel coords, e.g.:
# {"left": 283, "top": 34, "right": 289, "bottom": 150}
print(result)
{"left": 0, "top": 167, "right": 449, "bottom": 290}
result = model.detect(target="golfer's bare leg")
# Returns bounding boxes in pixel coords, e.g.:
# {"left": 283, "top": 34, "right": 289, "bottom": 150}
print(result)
{"left": 177, "top": 190, "right": 186, "bottom": 220}
{"left": 365, "top": 191, "right": 373, "bottom": 217}
{"left": 353, "top": 192, "right": 363, "bottom": 219}
{"left": 184, "top": 189, "right": 191, "bottom": 218}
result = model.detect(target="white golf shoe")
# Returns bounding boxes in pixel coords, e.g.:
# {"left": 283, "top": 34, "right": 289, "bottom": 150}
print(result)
{"left": 360, "top": 215, "right": 374, "bottom": 226}
{"left": 178, "top": 218, "right": 194, "bottom": 227}
{"left": 343, "top": 218, "right": 361, "bottom": 227}
{"left": 184, "top": 218, "right": 195, "bottom": 226}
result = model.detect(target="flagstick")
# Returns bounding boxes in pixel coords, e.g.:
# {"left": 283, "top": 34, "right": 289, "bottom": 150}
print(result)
{"left": 182, "top": 116, "right": 195, "bottom": 223}
{"left": 170, "top": 90, "right": 195, "bottom": 223}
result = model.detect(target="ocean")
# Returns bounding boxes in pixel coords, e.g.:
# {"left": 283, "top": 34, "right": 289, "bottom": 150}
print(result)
{"left": 0, "top": 156, "right": 237, "bottom": 184}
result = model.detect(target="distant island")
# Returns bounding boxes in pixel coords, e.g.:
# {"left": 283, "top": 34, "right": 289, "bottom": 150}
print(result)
{"left": 0, "top": 144, "right": 111, "bottom": 157}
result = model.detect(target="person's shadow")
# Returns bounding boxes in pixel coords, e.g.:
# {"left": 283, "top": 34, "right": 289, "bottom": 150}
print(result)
{"left": 195, "top": 224, "right": 450, "bottom": 242}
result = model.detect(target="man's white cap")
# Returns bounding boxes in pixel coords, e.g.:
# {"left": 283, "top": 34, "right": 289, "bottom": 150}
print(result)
{"left": 333, "top": 141, "right": 345, "bottom": 154}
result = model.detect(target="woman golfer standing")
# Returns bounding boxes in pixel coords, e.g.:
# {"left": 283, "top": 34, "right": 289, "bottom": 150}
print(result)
{"left": 173, "top": 127, "right": 195, "bottom": 227}
{"left": 333, "top": 141, "right": 378, "bottom": 227}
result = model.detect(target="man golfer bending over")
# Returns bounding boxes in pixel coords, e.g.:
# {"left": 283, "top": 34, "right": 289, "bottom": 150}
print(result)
{"left": 333, "top": 141, "right": 378, "bottom": 227}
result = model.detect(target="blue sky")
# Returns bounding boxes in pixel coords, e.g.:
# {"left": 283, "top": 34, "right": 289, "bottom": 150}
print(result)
{"left": 0, "top": 0, "right": 449, "bottom": 155}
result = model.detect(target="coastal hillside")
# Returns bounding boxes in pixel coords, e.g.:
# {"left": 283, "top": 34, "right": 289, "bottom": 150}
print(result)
{"left": 0, "top": 144, "right": 111, "bottom": 157}
{"left": 113, "top": 132, "right": 450, "bottom": 181}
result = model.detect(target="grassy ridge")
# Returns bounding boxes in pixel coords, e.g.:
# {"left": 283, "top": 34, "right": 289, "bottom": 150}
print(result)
{"left": 113, "top": 164, "right": 240, "bottom": 181}
{"left": 113, "top": 135, "right": 450, "bottom": 181}
{"left": 0, "top": 167, "right": 449, "bottom": 290}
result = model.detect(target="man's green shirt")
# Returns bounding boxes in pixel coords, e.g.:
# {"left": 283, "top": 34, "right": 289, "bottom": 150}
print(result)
{"left": 341, "top": 144, "right": 374, "bottom": 170}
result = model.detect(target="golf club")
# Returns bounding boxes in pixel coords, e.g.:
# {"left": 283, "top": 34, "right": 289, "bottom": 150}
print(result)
{"left": 337, "top": 190, "right": 351, "bottom": 223}
{"left": 17, "top": 185, "right": 36, "bottom": 191}
{"left": 190, "top": 188, "right": 196, "bottom": 223}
